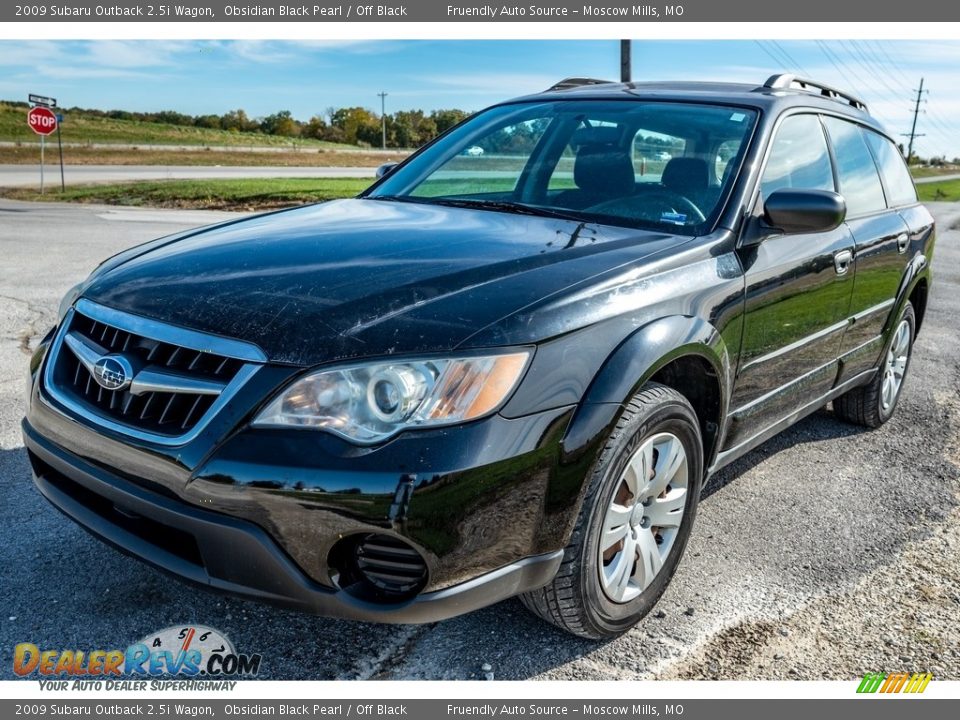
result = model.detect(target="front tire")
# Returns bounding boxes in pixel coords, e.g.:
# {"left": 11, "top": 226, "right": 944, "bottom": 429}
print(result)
{"left": 834, "top": 302, "right": 915, "bottom": 428}
{"left": 521, "top": 383, "right": 702, "bottom": 639}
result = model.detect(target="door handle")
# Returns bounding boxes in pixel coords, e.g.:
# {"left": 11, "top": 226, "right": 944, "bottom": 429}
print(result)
{"left": 896, "top": 233, "right": 909, "bottom": 254}
{"left": 834, "top": 249, "right": 853, "bottom": 276}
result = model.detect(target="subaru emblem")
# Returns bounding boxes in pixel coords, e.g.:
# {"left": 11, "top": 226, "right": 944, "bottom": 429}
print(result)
{"left": 92, "top": 355, "right": 133, "bottom": 392}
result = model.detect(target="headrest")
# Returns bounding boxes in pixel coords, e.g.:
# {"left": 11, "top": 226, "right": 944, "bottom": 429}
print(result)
{"left": 574, "top": 145, "right": 636, "bottom": 198}
{"left": 661, "top": 157, "right": 710, "bottom": 192}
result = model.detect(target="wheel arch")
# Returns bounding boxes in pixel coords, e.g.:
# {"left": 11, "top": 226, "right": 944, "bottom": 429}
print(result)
{"left": 889, "top": 253, "right": 931, "bottom": 338}
{"left": 907, "top": 275, "right": 929, "bottom": 336}
{"left": 535, "top": 315, "right": 730, "bottom": 595}
{"left": 560, "top": 315, "right": 733, "bottom": 481}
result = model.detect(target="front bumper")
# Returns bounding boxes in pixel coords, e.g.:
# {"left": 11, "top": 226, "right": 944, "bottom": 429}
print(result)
{"left": 23, "top": 420, "right": 563, "bottom": 623}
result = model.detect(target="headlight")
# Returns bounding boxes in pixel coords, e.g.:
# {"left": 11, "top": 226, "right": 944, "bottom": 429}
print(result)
{"left": 57, "top": 282, "right": 84, "bottom": 321}
{"left": 253, "top": 351, "right": 531, "bottom": 444}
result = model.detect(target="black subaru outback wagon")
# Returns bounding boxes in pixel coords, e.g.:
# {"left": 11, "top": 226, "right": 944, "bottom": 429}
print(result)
{"left": 24, "top": 75, "right": 934, "bottom": 638}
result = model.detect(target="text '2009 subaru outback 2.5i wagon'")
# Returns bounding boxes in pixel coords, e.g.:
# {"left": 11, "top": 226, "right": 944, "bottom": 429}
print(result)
{"left": 24, "top": 74, "right": 934, "bottom": 639}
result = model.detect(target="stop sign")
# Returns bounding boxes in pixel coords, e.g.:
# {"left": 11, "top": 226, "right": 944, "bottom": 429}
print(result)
{"left": 27, "top": 106, "right": 58, "bottom": 136}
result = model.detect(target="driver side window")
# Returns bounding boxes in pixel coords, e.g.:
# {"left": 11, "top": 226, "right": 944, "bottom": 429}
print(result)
{"left": 761, "top": 115, "right": 835, "bottom": 201}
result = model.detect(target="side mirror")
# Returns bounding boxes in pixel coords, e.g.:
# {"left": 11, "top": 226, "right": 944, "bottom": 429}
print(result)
{"left": 376, "top": 162, "right": 398, "bottom": 179}
{"left": 763, "top": 189, "right": 846, "bottom": 234}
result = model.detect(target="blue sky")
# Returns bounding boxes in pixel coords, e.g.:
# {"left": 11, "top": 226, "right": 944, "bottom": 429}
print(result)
{"left": 1, "top": 39, "right": 958, "bottom": 158}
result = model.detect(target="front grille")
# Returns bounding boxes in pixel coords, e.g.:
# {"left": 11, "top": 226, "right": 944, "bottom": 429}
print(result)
{"left": 50, "top": 308, "right": 246, "bottom": 437}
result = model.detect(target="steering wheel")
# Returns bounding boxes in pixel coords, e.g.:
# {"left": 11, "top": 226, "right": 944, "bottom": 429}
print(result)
{"left": 586, "top": 189, "right": 706, "bottom": 225}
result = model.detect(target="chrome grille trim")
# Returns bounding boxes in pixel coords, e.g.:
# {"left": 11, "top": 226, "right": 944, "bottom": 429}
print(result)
{"left": 128, "top": 367, "right": 227, "bottom": 397}
{"left": 74, "top": 298, "right": 267, "bottom": 362}
{"left": 41, "top": 300, "right": 265, "bottom": 446}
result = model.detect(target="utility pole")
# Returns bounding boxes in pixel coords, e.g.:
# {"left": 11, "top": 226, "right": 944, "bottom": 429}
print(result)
{"left": 620, "top": 40, "right": 631, "bottom": 83}
{"left": 902, "top": 78, "right": 927, "bottom": 165}
{"left": 377, "top": 91, "right": 388, "bottom": 150}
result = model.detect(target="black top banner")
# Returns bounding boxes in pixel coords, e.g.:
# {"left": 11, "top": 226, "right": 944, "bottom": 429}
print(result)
{"left": 4, "top": 0, "right": 956, "bottom": 22}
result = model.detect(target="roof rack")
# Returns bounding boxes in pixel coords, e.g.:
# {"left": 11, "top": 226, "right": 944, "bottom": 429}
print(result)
{"left": 547, "top": 77, "right": 615, "bottom": 92}
{"left": 762, "top": 73, "right": 868, "bottom": 112}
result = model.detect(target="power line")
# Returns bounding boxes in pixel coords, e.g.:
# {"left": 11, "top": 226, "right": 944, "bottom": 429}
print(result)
{"left": 753, "top": 40, "right": 790, "bottom": 72}
{"left": 770, "top": 40, "right": 812, "bottom": 76}
{"left": 841, "top": 42, "right": 943, "bottom": 151}
{"left": 855, "top": 41, "right": 913, "bottom": 95}
{"left": 921, "top": 94, "right": 957, "bottom": 139}
{"left": 918, "top": 111, "right": 955, "bottom": 149}
{"left": 843, "top": 40, "right": 904, "bottom": 99}
{"left": 856, "top": 42, "right": 955, "bottom": 158}
{"left": 833, "top": 41, "right": 885, "bottom": 101}
{"left": 924, "top": 108, "right": 953, "bottom": 134}
{"left": 916, "top": 119, "right": 953, "bottom": 148}
{"left": 870, "top": 41, "right": 914, "bottom": 88}
{"left": 814, "top": 40, "right": 865, "bottom": 99}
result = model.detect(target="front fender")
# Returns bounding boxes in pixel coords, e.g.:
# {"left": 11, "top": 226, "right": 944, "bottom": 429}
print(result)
{"left": 530, "top": 315, "right": 732, "bottom": 554}
{"left": 562, "top": 314, "right": 731, "bottom": 457}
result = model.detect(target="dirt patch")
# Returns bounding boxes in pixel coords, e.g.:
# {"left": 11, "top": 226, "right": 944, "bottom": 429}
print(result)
{"left": 660, "top": 391, "right": 960, "bottom": 681}
{"left": 0, "top": 145, "right": 409, "bottom": 168}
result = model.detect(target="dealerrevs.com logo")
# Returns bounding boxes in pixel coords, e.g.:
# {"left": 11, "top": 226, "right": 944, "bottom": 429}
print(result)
{"left": 13, "top": 625, "right": 261, "bottom": 689}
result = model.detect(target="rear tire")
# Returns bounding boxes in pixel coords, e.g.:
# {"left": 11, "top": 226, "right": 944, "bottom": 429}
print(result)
{"left": 521, "top": 383, "right": 702, "bottom": 639}
{"left": 834, "top": 302, "right": 915, "bottom": 428}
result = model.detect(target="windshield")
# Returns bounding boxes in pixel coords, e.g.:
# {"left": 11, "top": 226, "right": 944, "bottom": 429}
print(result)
{"left": 367, "top": 100, "right": 758, "bottom": 234}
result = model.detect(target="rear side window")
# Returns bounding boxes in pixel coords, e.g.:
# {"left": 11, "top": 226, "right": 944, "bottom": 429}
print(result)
{"left": 761, "top": 114, "right": 834, "bottom": 200}
{"left": 632, "top": 128, "right": 686, "bottom": 183}
{"left": 823, "top": 117, "right": 887, "bottom": 217}
{"left": 864, "top": 130, "right": 918, "bottom": 207}
{"left": 715, "top": 139, "right": 741, "bottom": 184}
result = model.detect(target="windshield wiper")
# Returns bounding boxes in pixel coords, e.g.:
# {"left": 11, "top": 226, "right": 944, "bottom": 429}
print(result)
{"left": 367, "top": 194, "right": 585, "bottom": 223}
{"left": 426, "top": 197, "right": 585, "bottom": 222}
{"left": 366, "top": 194, "right": 413, "bottom": 203}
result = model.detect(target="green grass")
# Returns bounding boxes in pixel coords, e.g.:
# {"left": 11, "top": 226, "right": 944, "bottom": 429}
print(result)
{"left": 1, "top": 177, "right": 374, "bottom": 210}
{"left": 0, "top": 144, "right": 407, "bottom": 167}
{"left": 916, "top": 179, "right": 960, "bottom": 203}
{"left": 909, "top": 166, "right": 960, "bottom": 179}
{"left": 0, "top": 102, "right": 353, "bottom": 149}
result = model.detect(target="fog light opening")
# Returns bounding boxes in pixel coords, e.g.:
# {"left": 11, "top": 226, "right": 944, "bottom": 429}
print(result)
{"left": 328, "top": 533, "right": 428, "bottom": 603}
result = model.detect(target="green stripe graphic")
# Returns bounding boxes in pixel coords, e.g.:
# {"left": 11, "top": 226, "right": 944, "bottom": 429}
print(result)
{"left": 857, "top": 672, "right": 885, "bottom": 693}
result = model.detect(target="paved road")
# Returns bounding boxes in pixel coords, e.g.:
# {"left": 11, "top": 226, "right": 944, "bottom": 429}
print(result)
{"left": 3, "top": 163, "right": 950, "bottom": 188}
{"left": 914, "top": 173, "right": 960, "bottom": 184}
{"left": 0, "top": 141, "right": 401, "bottom": 156}
{"left": 0, "top": 199, "right": 957, "bottom": 680}
{"left": 0, "top": 164, "right": 375, "bottom": 187}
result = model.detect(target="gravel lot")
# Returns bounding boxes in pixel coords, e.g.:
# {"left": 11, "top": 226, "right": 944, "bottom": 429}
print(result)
{"left": 1, "top": 199, "right": 957, "bottom": 681}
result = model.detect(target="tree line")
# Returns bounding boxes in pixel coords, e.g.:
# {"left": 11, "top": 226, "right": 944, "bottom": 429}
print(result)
{"left": 5, "top": 100, "right": 470, "bottom": 148}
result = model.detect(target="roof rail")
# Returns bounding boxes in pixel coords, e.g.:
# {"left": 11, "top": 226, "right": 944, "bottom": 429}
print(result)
{"left": 547, "top": 77, "right": 615, "bottom": 92}
{"left": 762, "top": 73, "right": 868, "bottom": 112}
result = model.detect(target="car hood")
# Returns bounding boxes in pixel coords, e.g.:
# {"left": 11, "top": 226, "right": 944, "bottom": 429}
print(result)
{"left": 82, "top": 199, "right": 686, "bottom": 365}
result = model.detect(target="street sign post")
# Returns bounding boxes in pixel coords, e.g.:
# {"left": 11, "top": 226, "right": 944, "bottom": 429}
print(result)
{"left": 56, "top": 113, "right": 65, "bottom": 191}
{"left": 28, "top": 93, "right": 57, "bottom": 108}
{"left": 27, "top": 105, "right": 58, "bottom": 195}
